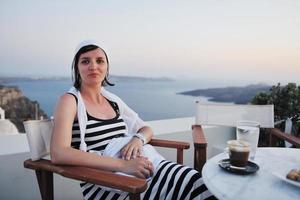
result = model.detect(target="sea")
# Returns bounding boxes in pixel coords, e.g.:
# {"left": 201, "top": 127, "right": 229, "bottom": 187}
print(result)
{"left": 2, "top": 77, "right": 228, "bottom": 121}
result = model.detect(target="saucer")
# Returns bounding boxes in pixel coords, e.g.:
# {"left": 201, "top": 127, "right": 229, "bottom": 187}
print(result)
{"left": 218, "top": 159, "right": 259, "bottom": 175}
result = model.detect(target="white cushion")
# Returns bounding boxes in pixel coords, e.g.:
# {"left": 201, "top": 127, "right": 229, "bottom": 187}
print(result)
{"left": 23, "top": 119, "right": 53, "bottom": 161}
{"left": 39, "top": 120, "right": 54, "bottom": 152}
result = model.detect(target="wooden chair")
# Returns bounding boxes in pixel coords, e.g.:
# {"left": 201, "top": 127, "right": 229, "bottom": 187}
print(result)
{"left": 23, "top": 119, "right": 190, "bottom": 200}
{"left": 192, "top": 102, "right": 300, "bottom": 174}
{"left": 193, "top": 126, "right": 300, "bottom": 173}
{"left": 191, "top": 102, "right": 275, "bottom": 173}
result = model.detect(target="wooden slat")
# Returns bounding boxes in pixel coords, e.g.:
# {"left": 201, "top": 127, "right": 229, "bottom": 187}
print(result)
{"left": 24, "top": 159, "right": 147, "bottom": 194}
{"left": 149, "top": 138, "right": 190, "bottom": 149}
{"left": 270, "top": 128, "right": 300, "bottom": 148}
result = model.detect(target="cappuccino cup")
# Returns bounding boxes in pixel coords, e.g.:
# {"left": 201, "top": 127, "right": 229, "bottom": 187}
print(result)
{"left": 227, "top": 140, "right": 250, "bottom": 167}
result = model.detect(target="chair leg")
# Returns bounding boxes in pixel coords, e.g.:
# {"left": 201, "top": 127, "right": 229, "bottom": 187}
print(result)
{"left": 194, "top": 146, "right": 206, "bottom": 175}
{"left": 35, "top": 170, "right": 54, "bottom": 200}
{"left": 129, "top": 193, "right": 141, "bottom": 200}
{"left": 192, "top": 125, "right": 207, "bottom": 175}
{"left": 177, "top": 149, "right": 183, "bottom": 164}
{"left": 269, "top": 129, "right": 280, "bottom": 147}
{"left": 269, "top": 132, "right": 275, "bottom": 147}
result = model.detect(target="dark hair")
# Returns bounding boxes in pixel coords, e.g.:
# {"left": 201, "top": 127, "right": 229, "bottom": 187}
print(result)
{"left": 72, "top": 44, "right": 114, "bottom": 90}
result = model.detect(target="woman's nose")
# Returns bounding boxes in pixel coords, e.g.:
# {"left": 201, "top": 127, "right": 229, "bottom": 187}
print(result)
{"left": 88, "top": 60, "right": 97, "bottom": 70}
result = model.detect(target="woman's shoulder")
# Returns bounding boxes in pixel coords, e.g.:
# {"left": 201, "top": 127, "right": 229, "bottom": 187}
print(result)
{"left": 53, "top": 93, "right": 77, "bottom": 119}
{"left": 58, "top": 93, "right": 77, "bottom": 106}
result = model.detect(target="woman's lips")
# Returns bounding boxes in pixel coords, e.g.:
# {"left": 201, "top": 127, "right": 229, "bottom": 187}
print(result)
{"left": 88, "top": 73, "right": 100, "bottom": 77}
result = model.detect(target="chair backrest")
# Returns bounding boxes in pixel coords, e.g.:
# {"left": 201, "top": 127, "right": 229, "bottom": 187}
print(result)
{"left": 195, "top": 101, "right": 274, "bottom": 128}
{"left": 23, "top": 119, "right": 53, "bottom": 161}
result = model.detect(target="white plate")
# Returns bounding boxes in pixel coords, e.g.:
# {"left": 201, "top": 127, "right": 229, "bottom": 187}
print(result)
{"left": 273, "top": 171, "right": 300, "bottom": 188}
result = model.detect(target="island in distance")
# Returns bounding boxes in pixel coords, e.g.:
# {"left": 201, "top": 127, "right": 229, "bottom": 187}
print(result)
{"left": 178, "top": 84, "right": 271, "bottom": 104}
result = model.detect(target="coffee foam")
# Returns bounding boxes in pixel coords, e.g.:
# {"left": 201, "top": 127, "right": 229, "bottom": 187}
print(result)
{"left": 237, "top": 125, "right": 259, "bottom": 133}
{"left": 228, "top": 140, "right": 250, "bottom": 152}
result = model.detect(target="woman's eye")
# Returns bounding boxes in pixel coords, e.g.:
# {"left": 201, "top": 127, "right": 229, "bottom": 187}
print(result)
{"left": 96, "top": 59, "right": 104, "bottom": 64}
{"left": 81, "top": 60, "right": 89, "bottom": 65}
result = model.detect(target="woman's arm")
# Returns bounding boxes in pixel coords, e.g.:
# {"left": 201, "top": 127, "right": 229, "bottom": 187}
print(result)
{"left": 121, "top": 126, "right": 154, "bottom": 160}
{"left": 137, "top": 126, "right": 153, "bottom": 144}
{"left": 111, "top": 94, "right": 154, "bottom": 160}
{"left": 50, "top": 94, "right": 153, "bottom": 178}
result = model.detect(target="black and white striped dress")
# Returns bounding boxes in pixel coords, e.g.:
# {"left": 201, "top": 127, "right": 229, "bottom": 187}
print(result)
{"left": 71, "top": 99, "right": 214, "bottom": 200}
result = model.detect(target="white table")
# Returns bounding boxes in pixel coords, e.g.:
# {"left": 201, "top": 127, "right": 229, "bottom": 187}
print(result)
{"left": 202, "top": 148, "right": 300, "bottom": 200}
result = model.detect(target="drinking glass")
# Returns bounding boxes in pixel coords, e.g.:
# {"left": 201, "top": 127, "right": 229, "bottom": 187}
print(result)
{"left": 236, "top": 120, "right": 260, "bottom": 160}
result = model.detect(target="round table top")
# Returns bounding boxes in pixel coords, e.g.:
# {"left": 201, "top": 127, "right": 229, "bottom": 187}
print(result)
{"left": 202, "top": 147, "right": 300, "bottom": 200}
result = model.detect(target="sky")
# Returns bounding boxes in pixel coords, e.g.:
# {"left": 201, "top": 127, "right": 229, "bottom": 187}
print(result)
{"left": 0, "top": 0, "right": 299, "bottom": 86}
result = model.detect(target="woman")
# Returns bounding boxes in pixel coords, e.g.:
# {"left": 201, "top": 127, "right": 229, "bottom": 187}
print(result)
{"left": 50, "top": 41, "right": 215, "bottom": 200}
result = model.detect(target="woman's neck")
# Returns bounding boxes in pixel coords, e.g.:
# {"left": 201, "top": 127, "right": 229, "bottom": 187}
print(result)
{"left": 80, "top": 85, "right": 104, "bottom": 104}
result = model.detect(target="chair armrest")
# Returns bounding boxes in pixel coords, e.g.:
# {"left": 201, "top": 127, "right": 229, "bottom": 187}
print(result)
{"left": 192, "top": 125, "right": 207, "bottom": 148}
{"left": 149, "top": 138, "right": 190, "bottom": 149}
{"left": 192, "top": 125, "right": 207, "bottom": 174}
{"left": 149, "top": 138, "right": 189, "bottom": 164}
{"left": 24, "top": 159, "right": 147, "bottom": 194}
{"left": 269, "top": 128, "right": 300, "bottom": 148}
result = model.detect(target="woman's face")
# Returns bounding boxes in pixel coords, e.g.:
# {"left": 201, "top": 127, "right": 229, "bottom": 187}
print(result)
{"left": 77, "top": 48, "right": 108, "bottom": 88}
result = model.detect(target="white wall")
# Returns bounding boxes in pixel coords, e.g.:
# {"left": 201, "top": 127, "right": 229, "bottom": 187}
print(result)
{"left": 0, "top": 135, "right": 82, "bottom": 200}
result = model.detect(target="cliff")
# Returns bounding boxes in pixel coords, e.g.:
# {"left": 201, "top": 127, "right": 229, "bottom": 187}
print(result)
{"left": 178, "top": 84, "right": 271, "bottom": 104}
{"left": 0, "top": 85, "right": 47, "bottom": 132}
{"left": 0, "top": 86, "right": 23, "bottom": 105}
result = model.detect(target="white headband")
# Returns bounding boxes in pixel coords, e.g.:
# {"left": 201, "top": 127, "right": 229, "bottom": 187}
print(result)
{"left": 74, "top": 40, "right": 102, "bottom": 55}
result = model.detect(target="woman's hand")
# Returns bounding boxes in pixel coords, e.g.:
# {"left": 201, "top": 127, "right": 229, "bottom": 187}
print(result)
{"left": 121, "top": 156, "right": 154, "bottom": 179}
{"left": 121, "top": 137, "right": 143, "bottom": 160}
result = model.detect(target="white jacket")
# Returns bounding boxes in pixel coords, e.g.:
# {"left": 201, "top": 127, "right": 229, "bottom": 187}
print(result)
{"left": 68, "top": 86, "right": 164, "bottom": 178}
{"left": 68, "top": 86, "right": 148, "bottom": 152}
